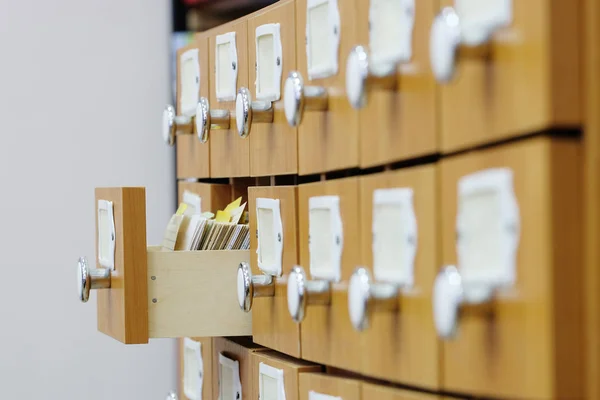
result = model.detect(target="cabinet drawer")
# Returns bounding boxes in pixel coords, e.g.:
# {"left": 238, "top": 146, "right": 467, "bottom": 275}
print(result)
{"left": 177, "top": 181, "right": 232, "bottom": 213}
{"left": 179, "top": 337, "right": 213, "bottom": 400}
{"left": 353, "top": 0, "right": 438, "bottom": 167}
{"left": 209, "top": 19, "right": 250, "bottom": 177}
{"left": 294, "top": 177, "right": 361, "bottom": 371}
{"left": 294, "top": 0, "right": 360, "bottom": 174}
{"left": 362, "top": 382, "right": 441, "bottom": 400}
{"left": 299, "top": 373, "right": 360, "bottom": 400}
{"left": 78, "top": 187, "right": 252, "bottom": 344}
{"left": 355, "top": 165, "right": 439, "bottom": 389}
{"left": 247, "top": 0, "right": 298, "bottom": 176}
{"left": 251, "top": 351, "right": 322, "bottom": 400}
{"left": 435, "top": 137, "right": 583, "bottom": 398}
{"left": 212, "top": 337, "right": 266, "bottom": 400}
{"left": 433, "top": 0, "right": 581, "bottom": 153}
{"left": 247, "top": 186, "right": 301, "bottom": 357}
{"left": 175, "top": 35, "right": 210, "bottom": 179}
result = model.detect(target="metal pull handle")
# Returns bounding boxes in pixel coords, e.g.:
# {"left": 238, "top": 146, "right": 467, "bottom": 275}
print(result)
{"left": 235, "top": 87, "right": 274, "bottom": 138}
{"left": 194, "top": 97, "right": 230, "bottom": 144}
{"left": 284, "top": 71, "right": 328, "bottom": 127}
{"left": 347, "top": 267, "right": 399, "bottom": 332}
{"left": 345, "top": 46, "right": 397, "bottom": 110}
{"left": 430, "top": 6, "right": 510, "bottom": 83}
{"left": 287, "top": 266, "right": 331, "bottom": 323}
{"left": 236, "top": 262, "right": 275, "bottom": 312}
{"left": 433, "top": 265, "right": 495, "bottom": 339}
{"left": 163, "top": 102, "right": 213, "bottom": 146}
{"left": 77, "top": 257, "right": 111, "bottom": 303}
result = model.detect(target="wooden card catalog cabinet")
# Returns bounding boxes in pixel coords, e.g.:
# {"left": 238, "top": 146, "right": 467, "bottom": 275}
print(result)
{"left": 165, "top": 35, "right": 211, "bottom": 179}
{"left": 435, "top": 137, "right": 583, "bottom": 398}
{"left": 351, "top": 0, "right": 438, "bottom": 167}
{"left": 78, "top": 187, "right": 252, "bottom": 344}
{"left": 246, "top": 0, "right": 299, "bottom": 176}
{"left": 209, "top": 19, "right": 251, "bottom": 178}
{"left": 290, "top": 0, "right": 360, "bottom": 175}
{"left": 431, "top": 0, "right": 581, "bottom": 153}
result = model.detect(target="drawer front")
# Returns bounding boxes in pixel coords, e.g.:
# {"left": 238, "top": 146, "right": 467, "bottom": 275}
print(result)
{"left": 438, "top": 137, "right": 583, "bottom": 398}
{"left": 212, "top": 338, "right": 265, "bottom": 400}
{"left": 296, "top": 0, "right": 360, "bottom": 175}
{"left": 436, "top": 0, "right": 581, "bottom": 153}
{"left": 357, "top": 165, "right": 439, "bottom": 389}
{"left": 248, "top": 0, "right": 298, "bottom": 176}
{"left": 362, "top": 381, "right": 441, "bottom": 400}
{"left": 297, "top": 177, "right": 362, "bottom": 370}
{"left": 249, "top": 186, "right": 301, "bottom": 357}
{"left": 94, "top": 187, "right": 148, "bottom": 344}
{"left": 252, "top": 351, "right": 322, "bottom": 400}
{"left": 299, "top": 373, "right": 360, "bottom": 400}
{"left": 177, "top": 36, "right": 211, "bottom": 179}
{"left": 356, "top": 0, "right": 438, "bottom": 167}
{"left": 179, "top": 337, "right": 213, "bottom": 400}
{"left": 209, "top": 20, "right": 250, "bottom": 177}
{"left": 177, "top": 181, "right": 232, "bottom": 213}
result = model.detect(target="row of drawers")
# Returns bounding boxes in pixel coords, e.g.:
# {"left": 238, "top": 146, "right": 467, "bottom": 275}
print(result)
{"left": 78, "top": 135, "right": 582, "bottom": 399}
{"left": 167, "top": 0, "right": 581, "bottom": 179}
{"left": 178, "top": 337, "right": 442, "bottom": 400}
{"left": 175, "top": 136, "right": 582, "bottom": 400}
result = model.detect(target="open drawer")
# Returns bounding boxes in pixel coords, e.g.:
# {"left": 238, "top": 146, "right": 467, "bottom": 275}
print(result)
{"left": 77, "top": 187, "right": 252, "bottom": 344}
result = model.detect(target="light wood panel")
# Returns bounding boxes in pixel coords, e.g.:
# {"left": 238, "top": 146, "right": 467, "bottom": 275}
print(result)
{"left": 176, "top": 36, "right": 211, "bottom": 179}
{"left": 248, "top": 0, "right": 298, "bottom": 176}
{"left": 209, "top": 19, "right": 250, "bottom": 177}
{"left": 439, "top": 137, "right": 583, "bottom": 399}
{"left": 95, "top": 187, "right": 148, "bottom": 344}
{"left": 177, "top": 181, "right": 232, "bottom": 213}
{"left": 147, "top": 248, "right": 252, "bottom": 338}
{"left": 249, "top": 186, "right": 301, "bottom": 357}
{"left": 212, "top": 337, "right": 266, "bottom": 400}
{"left": 178, "top": 337, "right": 213, "bottom": 400}
{"left": 299, "top": 373, "right": 360, "bottom": 400}
{"left": 585, "top": 0, "right": 600, "bottom": 397}
{"left": 357, "top": 0, "right": 438, "bottom": 167}
{"left": 361, "top": 382, "right": 441, "bottom": 400}
{"left": 359, "top": 166, "right": 439, "bottom": 389}
{"left": 251, "top": 351, "right": 322, "bottom": 400}
{"left": 295, "top": 0, "right": 360, "bottom": 175}
{"left": 439, "top": 0, "right": 581, "bottom": 153}
{"left": 298, "top": 177, "right": 362, "bottom": 370}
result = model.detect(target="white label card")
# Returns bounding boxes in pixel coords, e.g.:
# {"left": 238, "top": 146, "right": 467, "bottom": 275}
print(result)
{"left": 183, "top": 190, "right": 202, "bottom": 215}
{"left": 369, "top": 0, "right": 415, "bottom": 72}
{"left": 309, "top": 196, "right": 343, "bottom": 282}
{"left": 97, "top": 199, "right": 116, "bottom": 270}
{"left": 259, "top": 363, "right": 286, "bottom": 400}
{"left": 456, "top": 168, "right": 520, "bottom": 297}
{"left": 180, "top": 49, "right": 201, "bottom": 117}
{"left": 216, "top": 32, "right": 238, "bottom": 101}
{"left": 372, "top": 188, "right": 417, "bottom": 287}
{"left": 455, "top": 0, "right": 512, "bottom": 45}
{"left": 255, "top": 23, "right": 283, "bottom": 102}
{"left": 306, "top": 0, "right": 341, "bottom": 80}
{"left": 219, "top": 354, "right": 242, "bottom": 400}
{"left": 309, "top": 392, "right": 342, "bottom": 400}
{"left": 256, "top": 198, "right": 284, "bottom": 277}
{"left": 183, "top": 338, "right": 204, "bottom": 400}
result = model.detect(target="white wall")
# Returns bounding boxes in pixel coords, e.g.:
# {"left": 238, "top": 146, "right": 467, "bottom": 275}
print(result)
{"left": 0, "top": 0, "right": 178, "bottom": 398}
